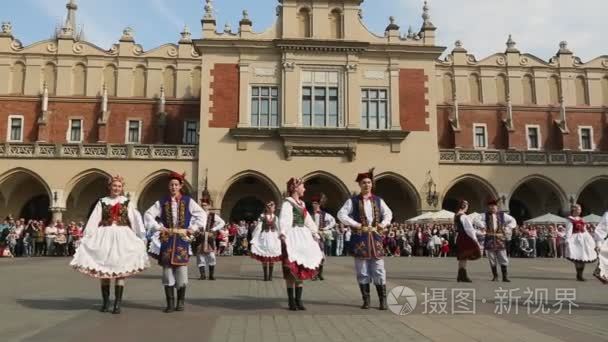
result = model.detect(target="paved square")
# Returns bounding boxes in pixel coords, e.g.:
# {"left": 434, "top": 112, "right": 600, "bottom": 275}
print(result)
{"left": 1, "top": 256, "right": 607, "bottom": 342}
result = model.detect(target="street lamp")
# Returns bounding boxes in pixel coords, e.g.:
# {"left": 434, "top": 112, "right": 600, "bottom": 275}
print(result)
{"left": 425, "top": 172, "right": 438, "bottom": 207}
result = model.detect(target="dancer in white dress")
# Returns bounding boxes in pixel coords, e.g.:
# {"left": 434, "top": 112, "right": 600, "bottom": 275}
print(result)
{"left": 70, "top": 175, "right": 149, "bottom": 314}
{"left": 593, "top": 211, "right": 608, "bottom": 284}
{"left": 280, "top": 178, "right": 324, "bottom": 311}
{"left": 250, "top": 201, "right": 282, "bottom": 281}
{"left": 565, "top": 204, "right": 598, "bottom": 281}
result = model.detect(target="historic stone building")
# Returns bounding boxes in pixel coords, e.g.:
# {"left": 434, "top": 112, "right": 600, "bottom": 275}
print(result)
{"left": 0, "top": 0, "right": 606, "bottom": 224}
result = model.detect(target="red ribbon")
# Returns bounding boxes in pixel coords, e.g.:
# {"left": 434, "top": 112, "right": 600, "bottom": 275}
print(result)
{"left": 110, "top": 203, "right": 122, "bottom": 221}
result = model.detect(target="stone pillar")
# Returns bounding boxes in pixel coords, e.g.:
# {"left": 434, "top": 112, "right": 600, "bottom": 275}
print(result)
{"left": 237, "top": 62, "right": 251, "bottom": 128}
{"left": 346, "top": 60, "right": 360, "bottom": 129}
{"left": 389, "top": 64, "right": 401, "bottom": 130}
{"left": 281, "top": 57, "right": 298, "bottom": 127}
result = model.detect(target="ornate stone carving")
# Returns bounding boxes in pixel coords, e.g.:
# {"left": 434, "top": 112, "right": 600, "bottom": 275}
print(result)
{"left": 179, "top": 25, "right": 192, "bottom": 43}
{"left": 1, "top": 21, "right": 12, "bottom": 36}
{"left": 47, "top": 43, "right": 58, "bottom": 53}
{"left": 438, "top": 149, "right": 608, "bottom": 166}
{"left": 10, "top": 39, "right": 23, "bottom": 51}
{"left": 108, "top": 44, "right": 119, "bottom": 55}
{"left": 167, "top": 46, "right": 178, "bottom": 57}
{"left": 282, "top": 61, "right": 295, "bottom": 71}
{"left": 191, "top": 47, "right": 200, "bottom": 58}
{"left": 72, "top": 42, "right": 84, "bottom": 54}
{"left": 254, "top": 67, "right": 276, "bottom": 77}
{"left": 284, "top": 144, "right": 357, "bottom": 162}
{"left": 496, "top": 56, "right": 506, "bottom": 66}
{"left": 346, "top": 64, "right": 358, "bottom": 72}
{"left": 364, "top": 70, "right": 386, "bottom": 80}
{"left": 120, "top": 27, "right": 135, "bottom": 42}
{"left": 0, "top": 143, "right": 197, "bottom": 160}
{"left": 519, "top": 56, "right": 529, "bottom": 66}
{"left": 132, "top": 44, "right": 144, "bottom": 56}
{"left": 602, "top": 59, "right": 608, "bottom": 68}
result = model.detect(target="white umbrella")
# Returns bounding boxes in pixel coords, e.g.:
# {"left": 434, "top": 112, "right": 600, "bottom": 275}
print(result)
{"left": 583, "top": 214, "right": 602, "bottom": 225}
{"left": 405, "top": 211, "right": 435, "bottom": 223}
{"left": 524, "top": 213, "right": 568, "bottom": 225}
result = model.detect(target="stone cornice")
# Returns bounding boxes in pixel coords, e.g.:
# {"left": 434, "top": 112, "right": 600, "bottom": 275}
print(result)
{"left": 0, "top": 95, "right": 200, "bottom": 105}
{"left": 0, "top": 143, "right": 197, "bottom": 160}
{"left": 439, "top": 149, "right": 608, "bottom": 166}
{"left": 437, "top": 103, "right": 608, "bottom": 113}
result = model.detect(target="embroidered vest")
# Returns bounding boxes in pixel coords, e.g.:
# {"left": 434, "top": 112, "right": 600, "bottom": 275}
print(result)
{"left": 290, "top": 201, "right": 306, "bottom": 226}
{"left": 570, "top": 217, "right": 586, "bottom": 234}
{"left": 99, "top": 199, "right": 131, "bottom": 227}
{"left": 317, "top": 211, "right": 327, "bottom": 230}
{"left": 159, "top": 196, "right": 192, "bottom": 229}
{"left": 349, "top": 195, "right": 384, "bottom": 226}
{"left": 485, "top": 212, "right": 505, "bottom": 235}
{"left": 262, "top": 215, "right": 277, "bottom": 232}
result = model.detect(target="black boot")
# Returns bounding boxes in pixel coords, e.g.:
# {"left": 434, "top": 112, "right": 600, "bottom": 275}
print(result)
{"left": 164, "top": 286, "right": 175, "bottom": 313}
{"left": 263, "top": 265, "right": 269, "bottom": 281}
{"left": 199, "top": 266, "right": 206, "bottom": 280}
{"left": 359, "top": 284, "right": 371, "bottom": 309}
{"left": 295, "top": 287, "right": 306, "bottom": 310}
{"left": 100, "top": 284, "right": 110, "bottom": 313}
{"left": 459, "top": 268, "right": 472, "bottom": 283}
{"left": 501, "top": 265, "right": 511, "bottom": 282}
{"left": 287, "top": 288, "right": 297, "bottom": 311}
{"left": 491, "top": 266, "right": 498, "bottom": 281}
{"left": 457, "top": 268, "right": 463, "bottom": 282}
{"left": 175, "top": 286, "right": 186, "bottom": 311}
{"left": 376, "top": 285, "right": 388, "bottom": 311}
{"left": 112, "top": 285, "right": 123, "bottom": 314}
{"left": 268, "top": 264, "right": 274, "bottom": 281}
{"left": 209, "top": 265, "right": 216, "bottom": 280}
{"left": 317, "top": 265, "right": 324, "bottom": 281}
{"left": 576, "top": 265, "right": 586, "bottom": 281}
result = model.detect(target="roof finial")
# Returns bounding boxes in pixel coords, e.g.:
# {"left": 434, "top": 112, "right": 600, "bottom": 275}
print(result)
{"left": 505, "top": 34, "right": 519, "bottom": 53}
{"left": 421, "top": 1, "right": 435, "bottom": 30}
{"left": 179, "top": 25, "right": 192, "bottom": 43}
{"left": 240, "top": 9, "right": 252, "bottom": 26}
{"left": 224, "top": 23, "right": 232, "bottom": 33}
{"left": 385, "top": 16, "right": 400, "bottom": 32}
{"left": 0, "top": 22, "right": 12, "bottom": 37}
{"left": 558, "top": 40, "right": 572, "bottom": 55}
{"left": 120, "top": 27, "right": 135, "bottom": 42}
{"left": 204, "top": 0, "right": 215, "bottom": 21}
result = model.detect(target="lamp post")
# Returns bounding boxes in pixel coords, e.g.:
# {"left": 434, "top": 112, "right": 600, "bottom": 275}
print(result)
{"left": 425, "top": 172, "right": 438, "bottom": 208}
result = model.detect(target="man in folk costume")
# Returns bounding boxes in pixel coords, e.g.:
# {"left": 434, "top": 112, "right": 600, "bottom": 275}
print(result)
{"left": 197, "top": 194, "right": 225, "bottom": 280}
{"left": 144, "top": 171, "right": 206, "bottom": 313}
{"left": 472, "top": 198, "right": 517, "bottom": 282}
{"left": 338, "top": 168, "right": 393, "bottom": 310}
{"left": 311, "top": 194, "right": 336, "bottom": 281}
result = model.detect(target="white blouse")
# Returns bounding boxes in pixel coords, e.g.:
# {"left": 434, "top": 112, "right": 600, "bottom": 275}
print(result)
{"left": 84, "top": 196, "right": 146, "bottom": 240}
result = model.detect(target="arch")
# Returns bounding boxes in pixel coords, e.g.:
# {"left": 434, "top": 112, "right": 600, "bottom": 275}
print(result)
{"left": 72, "top": 63, "right": 86, "bottom": 96}
{"left": 297, "top": 7, "right": 312, "bottom": 38}
{"left": 576, "top": 176, "right": 608, "bottom": 215}
{"left": 508, "top": 175, "right": 568, "bottom": 223}
{"left": 219, "top": 171, "right": 282, "bottom": 223}
{"left": 374, "top": 172, "right": 421, "bottom": 221}
{"left": 64, "top": 168, "right": 113, "bottom": 201}
{"left": 163, "top": 66, "right": 176, "bottom": 98}
{"left": 42, "top": 62, "right": 57, "bottom": 95}
{"left": 328, "top": 8, "right": 343, "bottom": 39}
{"left": 103, "top": 64, "right": 117, "bottom": 96}
{"left": 190, "top": 67, "right": 202, "bottom": 98}
{"left": 132, "top": 65, "right": 147, "bottom": 97}
{"left": 601, "top": 76, "right": 608, "bottom": 106}
{"left": 575, "top": 76, "right": 588, "bottom": 106}
{"left": 0, "top": 168, "right": 52, "bottom": 221}
{"left": 441, "top": 174, "right": 499, "bottom": 213}
{"left": 10, "top": 62, "right": 25, "bottom": 95}
{"left": 64, "top": 169, "right": 112, "bottom": 222}
{"left": 301, "top": 171, "right": 350, "bottom": 216}
{"left": 468, "top": 73, "right": 482, "bottom": 104}
{"left": 548, "top": 75, "right": 560, "bottom": 105}
{"left": 522, "top": 74, "right": 536, "bottom": 105}
{"left": 136, "top": 170, "right": 195, "bottom": 212}
{"left": 442, "top": 73, "right": 453, "bottom": 103}
{"left": 495, "top": 74, "right": 507, "bottom": 104}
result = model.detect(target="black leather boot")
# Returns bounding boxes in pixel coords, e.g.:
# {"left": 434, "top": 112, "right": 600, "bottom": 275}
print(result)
{"left": 209, "top": 265, "right": 216, "bottom": 280}
{"left": 359, "top": 284, "right": 370, "bottom": 309}
{"left": 164, "top": 286, "right": 175, "bottom": 313}
{"left": 501, "top": 265, "right": 511, "bottom": 282}
{"left": 576, "top": 265, "right": 586, "bottom": 281}
{"left": 112, "top": 285, "right": 123, "bottom": 314}
{"left": 268, "top": 264, "right": 274, "bottom": 281}
{"left": 100, "top": 284, "right": 110, "bottom": 313}
{"left": 491, "top": 266, "right": 498, "bottom": 281}
{"left": 461, "top": 268, "right": 472, "bottom": 283}
{"left": 287, "top": 288, "right": 297, "bottom": 311}
{"left": 175, "top": 286, "right": 186, "bottom": 311}
{"left": 317, "top": 265, "right": 324, "bottom": 281}
{"left": 199, "top": 266, "right": 206, "bottom": 280}
{"left": 295, "top": 287, "right": 306, "bottom": 310}
{"left": 457, "top": 268, "right": 464, "bottom": 282}
{"left": 376, "top": 285, "right": 388, "bottom": 311}
{"left": 263, "top": 265, "right": 269, "bottom": 281}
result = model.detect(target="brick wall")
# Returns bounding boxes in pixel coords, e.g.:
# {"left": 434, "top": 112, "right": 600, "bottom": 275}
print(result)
{"left": 209, "top": 64, "right": 239, "bottom": 128}
{"left": 563, "top": 111, "right": 608, "bottom": 150}
{"left": 452, "top": 108, "right": 508, "bottom": 149}
{"left": 508, "top": 110, "right": 562, "bottom": 150}
{"left": 399, "top": 69, "right": 429, "bottom": 131}
{"left": 0, "top": 100, "right": 40, "bottom": 142}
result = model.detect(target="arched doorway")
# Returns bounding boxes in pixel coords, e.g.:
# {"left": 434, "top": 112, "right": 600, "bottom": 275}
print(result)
{"left": 577, "top": 177, "right": 608, "bottom": 215}
{"left": 0, "top": 168, "right": 51, "bottom": 221}
{"left": 442, "top": 175, "right": 498, "bottom": 213}
{"left": 220, "top": 172, "right": 281, "bottom": 223}
{"left": 138, "top": 172, "right": 194, "bottom": 213}
{"left": 509, "top": 176, "right": 567, "bottom": 223}
{"left": 65, "top": 170, "right": 111, "bottom": 222}
{"left": 302, "top": 172, "right": 350, "bottom": 217}
{"left": 374, "top": 173, "right": 420, "bottom": 221}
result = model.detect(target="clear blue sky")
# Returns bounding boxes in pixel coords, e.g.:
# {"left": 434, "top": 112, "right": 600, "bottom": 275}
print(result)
{"left": 4, "top": 0, "right": 606, "bottom": 61}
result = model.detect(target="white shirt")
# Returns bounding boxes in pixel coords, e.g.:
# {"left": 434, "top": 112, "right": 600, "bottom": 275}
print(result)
{"left": 206, "top": 211, "right": 226, "bottom": 232}
{"left": 279, "top": 198, "right": 319, "bottom": 238}
{"left": 472, "top": 212, "right": 517, "bottom": 240}
{"left": 458, "top": 214, "right": 480, "bottom": 245}
{"left": 593, "top": 212, "right": 608, "bottom": 248}
{"left": 84, "top": 196, "right": 147, "bottom": 239}
{"left": 143, "top": 196, "right": 207, "bottom": 233}
{"left": 337, "top": 195, "right": 393, "bottom": 229}
{"left": 313, "top": 211, "right": 336, "bottom": 231}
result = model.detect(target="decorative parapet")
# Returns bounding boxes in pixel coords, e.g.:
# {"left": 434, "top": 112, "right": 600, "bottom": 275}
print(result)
{"left": 439, "top": 149, "right": 608, "bottom": 166}
{"left": 0, "top": 143, "right": 197, "bottom": 160}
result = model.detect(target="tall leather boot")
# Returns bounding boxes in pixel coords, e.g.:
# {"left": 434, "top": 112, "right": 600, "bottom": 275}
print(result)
{"left": 112, "top": 285, "right": 123, "bottom": 314}
{"left": 175, "top": 286, "right": 186, "bottom": 311}
{"left": 359, "top": 284, "right": 370, "bottom": 309}
{"left": 376, "top": 285, "right": 388, "bottom": 311}
{"left": 199, "top": 266, "right": 206, "bottom": 280}
{"left": 100, "top": 284, "right": 110, "bottom": 313}
{"left": 576, "top": 264, "right": 586, "bottom": 281}
{"left": 501, "top": 265, "right": 511, "bottom": 282}
{"left": 164, "top": 286, "right": 175, "bottom": 313}
{"left": 295, "top": 287, "right": 306, "bottom": 311}
{"left": 461, "top": 268, "right": 473, "bottom": 283}
{"left": 457, "top": 268, "right": 464, "bottom": 282}
{"left": 263, "top": 265, "right": 269, "bottom": 281}
{"left": 268, "top": 264, "right": 274, "bottom": 281}
{"left": 287, "top": 288, "right": 297, "bottom": 311}
{"left": 317, "top": 265, "right": 324, "bottom": 281}
{"left": 209, "top": 265, "right": 216, "bottom": 280}
{"left": 491, "top": 266, "right": 498, "bottom": 281}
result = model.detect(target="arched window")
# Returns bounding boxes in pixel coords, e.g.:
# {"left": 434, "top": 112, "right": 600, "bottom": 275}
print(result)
{"left": 133, "top": 66, "right": 146, "bottom": 97}
{"left": 72, "top": 64, "right": 86, "bottom": 96}
{"left": 298, "top": 8, "right": 312, "bottom": 38}
{"left": 442, "top": 73, "right": 453, "bottom": 103}
{"left": 601, "top": 76, "right": 608, "bottom": 106}
{"left": 548, "top": 75, "right": 560, "bottom": 105}
{"left": 190, "top": 67, "right": 201, "bottom": 98}
{"left": 575, "top": 76, "right": 588, "bottom": 105}
{"left": 522, "top": 74, "right": 535, "bottom": 105}
{"left": 468, "top": 74, "right": 482, "bottom": 104}
{"left": 163, "top": 67, "right": 176, "bottom": 98}
{"left": 42, "top": 63, "right": 57, "bottom": 95}
{"left": 10, "top": 62, "right": 25, "bottom": 95}
{"left": 495, "top": 74, "right": 507, "bottom": 104}
{"left": 329, "top": 9, "right": 342, "bottom": 39}
{"left": 103, "top": 65, "right": 117, "bottom": 96}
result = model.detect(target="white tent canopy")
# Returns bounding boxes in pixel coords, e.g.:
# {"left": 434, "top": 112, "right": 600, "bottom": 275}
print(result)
{"left": 524, "top": 213, "right": 568, "bottom": 225}
{"left": 406, "top": 210, "right": 455, "bottom": 224}
{"left": 583, "top": 214, "right": 603, "bottom": 224}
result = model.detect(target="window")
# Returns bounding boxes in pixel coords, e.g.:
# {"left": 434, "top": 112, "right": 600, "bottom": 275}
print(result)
{"left": 183, "top": 120, "right": 199, "bottom": 144}
{"left": 579, "top": 127, "right": 594, "bottom": 151}
{"left": 361, "top": 89, "right": 389, "bottom": 130}
{"left": 68, "top": 119, "right": 83, "bottom": 143}
{"left": 301, "top": 71, "right": 341, "bottom": 127}
{"left": 7, "top": 115, "right": 23, "bottom": 142}
{"left": 473, "top": 124, "right": 487, "bottom": 149}
{"left": 126, "top": 120, "right": 141, "bottom": 144}
{"left": 251, "top": 86, "right": 279, "bottom": 127}
{"left": 526, "top": 125, "right": 541, "bottom": 150}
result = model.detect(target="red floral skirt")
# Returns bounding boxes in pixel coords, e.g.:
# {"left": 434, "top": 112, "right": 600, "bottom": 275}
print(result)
{"left": 456, "top": 233, "right": 481, "bottom": 261}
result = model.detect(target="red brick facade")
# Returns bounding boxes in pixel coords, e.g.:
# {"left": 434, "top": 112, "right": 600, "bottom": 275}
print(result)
{"left": 399, "top": 69, "right": 429, "bottom": 131}
{"left": 209, "top": 64, "right": 239, "bottom": 128}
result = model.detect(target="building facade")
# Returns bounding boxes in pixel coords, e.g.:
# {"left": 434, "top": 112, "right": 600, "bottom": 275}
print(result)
{"left": 0, "top": 0, "right": 606, "bottom": 224}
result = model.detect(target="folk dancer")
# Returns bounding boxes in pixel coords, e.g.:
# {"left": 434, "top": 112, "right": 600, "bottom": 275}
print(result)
{"left": 454, "top": 199, "right": 481, "bottom": 282}
{"left": 565, "top": 204, "right": 598, "bottom": 281}
{"left": 70, "top": 175, "right": 149, "bottom": 314}
{"left": 144, "top": 171, "right": 206, "bottom": 312}
{"left": 311, "top": 194, "right": 336, "bottom": 281}
{"left": 250, "top": 201, "right": 283, "bottom": 281}
{"left": 197, "top": 197, "right": 225, "bottom": 280}
{"left": 472, "top": 199, "right": 517, "bottom": 282}
{"left": 593, "top": 211, "right": 608, "bottom": 284}
{"left": 280, "top": 178, "right": 324, "bottom": 311}
{"left": 337, "top": 168, "right": 393, "bottom": 310}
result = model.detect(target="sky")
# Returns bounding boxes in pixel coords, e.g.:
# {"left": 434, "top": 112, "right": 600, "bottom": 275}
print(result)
{"left": 3, "top": 0, "right": 607, "bottom": 62}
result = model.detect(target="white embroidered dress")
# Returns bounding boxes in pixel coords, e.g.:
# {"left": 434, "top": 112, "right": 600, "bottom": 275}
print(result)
{"left": 250, "top": 214, "right": 282, "bottom": 263}
{"left": 593, "top": 212, "right": 608, "bottom": 284}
